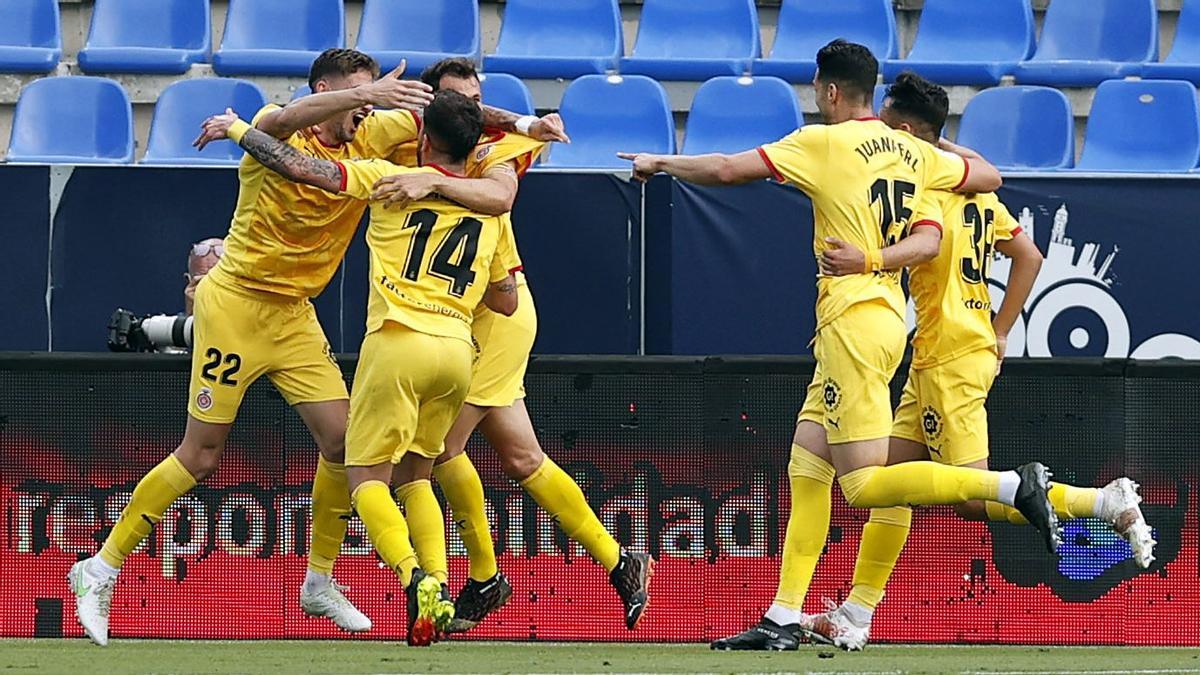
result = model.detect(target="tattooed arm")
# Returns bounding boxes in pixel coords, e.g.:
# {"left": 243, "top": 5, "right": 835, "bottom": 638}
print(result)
{"left": 195, "top": 110, "right": 344, "bottom": 192}
{"left": 483, "top": 273, "right": 518, "bottom": 316}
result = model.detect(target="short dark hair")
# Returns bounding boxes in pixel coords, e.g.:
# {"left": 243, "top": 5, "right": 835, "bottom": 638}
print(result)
{"left": 308, "top": 48, "right": 380, "bottom": 90}
{"left": 420, "top": 57, "right": 479, "bottom": 91}
{"left": 815, "top": 39, "right": 878, "bottom": 103}
{"left": 424, "top": 90, "right": 484, "bottom": 162}
{"left": 884, "top": 71, "right": 950, "bottom": 139}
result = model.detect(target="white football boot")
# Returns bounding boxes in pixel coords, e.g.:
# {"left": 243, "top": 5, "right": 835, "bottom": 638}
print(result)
{"left": 1099, "top": 477, "right": 1156, "bottom": 569}
{"left": 68, "top": 558, "right": 114, "bottom": 646}
{"left": 300, "top": 577, "right": 372, "bottom": 632}
{"left": 802, "top": 600, "right": 871, "bottom": 651}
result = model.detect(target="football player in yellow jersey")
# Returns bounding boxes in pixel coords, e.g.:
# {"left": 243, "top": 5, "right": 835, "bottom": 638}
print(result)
{"left": 621, "top": 40, "right": 1062, "bottom": 652}
{"left": 68, "top": 49, "right": 561, "bottom": 647}
{"left": 805, "top": 72, "right": 1156, "bottom": 651}
{"left": 210, "top": 89, "right": 522, "bottom": 645}
{"left": 364, "top": 58, "right": 651, "bottom": 634}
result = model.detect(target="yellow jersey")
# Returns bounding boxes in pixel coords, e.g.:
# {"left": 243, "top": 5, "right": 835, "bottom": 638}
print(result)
{"left": 339, "top": 159, "right": 521, "bottom": 344}
{"left": 759, "top": 119, "right": 969, "bottom": 329}
{"left": 909, "top": 191, "right": 1022, "bottom": 368}
{"left": 208, "top": 104, "right": 422, "bottom": 298}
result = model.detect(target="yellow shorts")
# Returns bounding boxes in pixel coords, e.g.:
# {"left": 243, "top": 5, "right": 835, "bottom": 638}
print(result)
{"left": 891, "top": 347, "right": 998, "bottom": 466}
{"left": 798, "top": 301, "right": 906, "bottom": 444}
{"left": 467, "top": 283, "right": 537, "bottom": 407}
{"left": 345, "top": 321, "right": 473, "bottom": 466}
{"left": 188, "top": 276, "right": 347, "bottom": 424}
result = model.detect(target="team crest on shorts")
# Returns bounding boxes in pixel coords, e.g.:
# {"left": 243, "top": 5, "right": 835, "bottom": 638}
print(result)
{"left": 922, "top": 405, "right": 943, "bottom": 439}
{"left": 822, "top": 378, "right": 842, "bottom": 412}
{"left": 196, "top": 386, "right": 214, "bottom": 412}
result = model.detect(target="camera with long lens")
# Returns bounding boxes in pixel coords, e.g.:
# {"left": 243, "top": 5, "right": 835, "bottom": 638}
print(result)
{"left": 107, "top": 309, "right": 194, "bottom": 353}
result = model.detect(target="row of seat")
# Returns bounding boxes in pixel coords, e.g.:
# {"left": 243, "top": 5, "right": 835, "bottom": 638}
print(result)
{"left": 5, "top": 0, "right": 1200, "bottom": 87}
{"left": 8, "top": 73, "right": 1199, "bottom": 173}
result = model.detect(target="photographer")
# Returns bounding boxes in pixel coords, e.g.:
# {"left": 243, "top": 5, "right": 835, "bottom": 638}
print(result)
{"left": 108, "top": 238, "right": 224, "bottom": 353}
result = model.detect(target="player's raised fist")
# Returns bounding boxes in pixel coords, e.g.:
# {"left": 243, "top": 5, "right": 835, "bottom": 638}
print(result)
{"left": 364, "top": 60, "right": 435, "bottom": 111}
{"left": 193, "top": 108, "right": 239, "bottom": 151}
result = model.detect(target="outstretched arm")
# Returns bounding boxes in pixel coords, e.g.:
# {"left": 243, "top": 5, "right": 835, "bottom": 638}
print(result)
{"left": 195, "top": 110, "right": 343, "bottom": 192}
{"left": 618, "top": 149, "right": 771, "bottom": 186}
{"left": 482, "top": 109, "right": 570, "bottom": 143}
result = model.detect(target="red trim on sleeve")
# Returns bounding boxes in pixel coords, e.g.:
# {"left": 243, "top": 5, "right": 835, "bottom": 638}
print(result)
{"left": 911, "top": 219, "right": 942, "bottom": 233}
{"left": 335, "top": 161, "right": 348, "bottom": 192}
{"left": 508, "top": 265, "right": 524, "bottom": 274}
{"left": 757, "top": 147, "right": 784, "bottom": 183}
{"left": 952, "top": 155, "right": 970, "bottom": 191}
{"left": 409, "top": 109, "right": 422, "bottom": 133}
{"left": 1011, "top": 226, "right": 1023, "bottom": 237}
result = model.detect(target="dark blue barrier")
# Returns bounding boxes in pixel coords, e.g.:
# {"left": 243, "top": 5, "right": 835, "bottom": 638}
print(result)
{"left": 0, "top": 167, "right": 49, "bottom": 351}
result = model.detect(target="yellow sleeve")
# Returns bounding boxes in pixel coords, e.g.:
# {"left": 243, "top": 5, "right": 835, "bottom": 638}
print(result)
{"left": 244, "top": 103, "right": 306, "bottom": 156}
{"left": 992, "top": 196, "right": 1023, "bottom": 242}
{"left": 758, "top": 126, "right": 829, "bottom": 193}
{"left": 918, "top": 141, "right": 970, "bottom": 192}
{"left": 469, "top": 132, "right": 549, "bottom": 178}
{"left": 910, "top": 190, "right": 946, "bottom": 234}
{"left": 339, "top": 159, "right": 409, "bottom": 200}
{"left": 490, "top": 216, "right": 520, "bottom": 283}
{"left": 357, "top": 109, "right": 422, "bottom": 157}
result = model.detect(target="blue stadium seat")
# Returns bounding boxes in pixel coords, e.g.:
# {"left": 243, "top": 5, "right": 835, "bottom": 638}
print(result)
{"left": 754, "top": 0, "right": 896, "bottom": 84}
{"left": 78, "top": 0, "right": 210, "bottom": 74}
{"left": 873, "top": 83, "right": 887, "bottom": 114}
{"left": 1012, "top": 0, "right": 1157, "bottom": 86}
{"left": 292, "top": 85, "right": 312, "bottom": 100}
{"left": 143, "top": 79, "right": 268, "bottom": 166}
{"left": 356, "top": 0, "right": 479, "bottom": 77}
{"left": 213, "top": 0, "right": 344, "bottom": 77}
{"left": 956, "top": 86, "right": 1074, "bottom": 171}
{"left": 1075, "top": 80, "right": 1200, "bottom": 173}
{"left": 1143, "top": 0, "right": 1200, "bottom": 83}
{"left": 484, "top": 0, "right": 621, "bottom": 79}
{"left": 0, "top": 0, "right": 61, "bottom": 73}
{"left": 620, "top": 0, "right": 760, "bottom": 80}
{"left": 682, "top": 77, "right": 801, "bottom": 155}
{"left": 542, "top": 75, "right": 674, "bottom": 168}
{"left": 7, "top": 77, "right": 133, "bottom": 163}
{"left": 881, "top": 0, "right": 1033, "bottom": 86}
{"left": 481, "top": 73, "right": 534, "bottom": 116}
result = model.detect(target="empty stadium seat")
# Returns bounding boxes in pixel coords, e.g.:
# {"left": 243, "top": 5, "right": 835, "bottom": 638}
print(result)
{"left": 484, "top": 0, "right": 621, "bottom": 79}
{"left": 356, "top": 0, "right": 479, "bottom": 77}
{"left": 0, "top": 0, "right": 61, "bottom": 73}
{"left": 873, "top": 83, "right": 887, "bottom": 114}
{"left": 1012, "top": 0, "right": 1157, "bottom": 86}
{"left": 754, "top": 0, "right": 896, "bottom": 83}
{"left": 542, "top": 75, "right": 674, "bottom": 168}
{"left": 78, "top": 0, "right": 210, "bottom": 74}
{"left": 621, "top": 0, "right": 759, "bottom": 80}
{"left": 881, "top": 0, "right": 1033, "bottom": 86}
{"left": 682, "top": 77, "right": 801, "bottom": 155}
{"left": 481, "top": 73, "right": 535, "bottom": 116}
{"left": 143, "top": 79, "right": 269, "bottom": 166}
{"left": 1075, "top": 80, "right": 1200, "bottom": 173}
{"left": 7, "top": 77, "right": 133, "bottom": 163}
{"left": 956, "top": 86, "right": 1074, "bottom": 171}
{"left": 1143, "top": 0, "right": 1200, "bottom": 83}
{"left": 213, "top": 0, "right": 344, "bottom": 77}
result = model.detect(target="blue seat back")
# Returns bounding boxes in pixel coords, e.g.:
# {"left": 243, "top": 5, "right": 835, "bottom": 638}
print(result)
{"left": 1078, "top": 80, "right": 1200, "bottom": 172}
{"left": 481, "top": 73, "right": 534, "bottom": 116}
{"left": 357, "top": 0, "right": 479, "bottom": 54}
{"left": 86, "top": 0, "right": 209, "bottom": 50}
{"left": 1032, "top": 0, "right": 1156, "bottom": 62}
{"left": 0, "top": 0, "right": 59, "bottom": 49}
{"left": 770, "top": 0, "right": 896, "bottom": 61}
{"left": 221, "top": 0, "right": 344, "bottom": 51}
{"left": 906, "top": 0, "right": 1033, "bottom": 62}
{"left": 873, "top": 83, "right": 887, "bottom": 113}
{"left": 546, "top": 75, "right": 674, "bottom": 168}
{"left": 683, "top": 76, "right": 801, "bottom": 155}
{"left": 956, "top": 86, "right": 1074, "bottom": 170}
{"left": 9, "top": 77, "right": 133, "bottom": 162}
{"left": 494, "top": 0, "right": 621, "bottom": 59}
{"left": 631, "top": 0, "right": 759, "bottom": 60}
{"left": 145, "top": 79, "right": 268, "bottom": 164}
{"left": 1164, "top": 0, "right": 1200, "bottom": 63}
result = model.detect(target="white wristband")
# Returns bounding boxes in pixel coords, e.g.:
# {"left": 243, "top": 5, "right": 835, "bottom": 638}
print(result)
{"left": 515, "top": 115, "right": 537, "bottom": 135}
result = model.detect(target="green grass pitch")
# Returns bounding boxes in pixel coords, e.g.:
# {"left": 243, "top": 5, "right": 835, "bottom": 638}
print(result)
{"left": 2, "top": 640, "right": 1198, "bottom": 674}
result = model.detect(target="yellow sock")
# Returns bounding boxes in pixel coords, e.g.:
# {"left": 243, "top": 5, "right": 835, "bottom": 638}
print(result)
{"left": 352, "top": 480, "right": 418, "bottom": 586}
{"left": 522, "top": 456, "right": 621, "bottom": 572}
{"left": 847, "top": 507, "right": 912, "bottom": 610}
{"left": 984, "top": 483, "right": 1100, "bottom": 524}
{"left": 99, "top": 454, "right": 196, "bottom": 568}
{"left": 433, "top": 454, "right": 498, "bottom": 582}
{"left": 308, "top": 456, "right": 350, "bottom": 575}
{"left": 394, "top": 480, "right": 448, "bottom": 583}
{"left": 838, "top": 462, "right": 1001, "bottom": 508}
{"left": 774, "top": 445, "right": 835, "bottom": 610}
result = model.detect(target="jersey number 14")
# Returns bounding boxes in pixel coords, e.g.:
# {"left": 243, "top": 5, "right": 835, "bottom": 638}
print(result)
{"left": 402, "top": 209, "right": 482, "bottom": 298}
